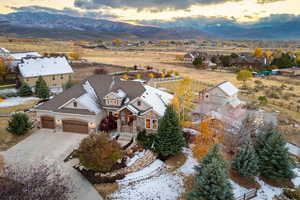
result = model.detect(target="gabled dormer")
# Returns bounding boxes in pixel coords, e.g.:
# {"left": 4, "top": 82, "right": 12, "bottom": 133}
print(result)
{"left": 103, "top": 89, "right": 127, "bottom": 107}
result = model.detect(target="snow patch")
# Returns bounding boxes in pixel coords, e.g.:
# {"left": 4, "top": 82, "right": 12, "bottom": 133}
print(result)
{"left": 178, "top": 148, "right": 198, "bottom": 175}
{"left": 0, "top": 97, "right": 39, "bottom": 107}
{"left": 126, "top": 151, "right": 146, "bottom": 167}
{"left": 0, "top": 88, "right": 17, "bottom": 94}
{"left": 253, "top": 178, "right": 283, "bottom": 200}
{"left": 292, "top": 168, "right": 300, "bottom": 188}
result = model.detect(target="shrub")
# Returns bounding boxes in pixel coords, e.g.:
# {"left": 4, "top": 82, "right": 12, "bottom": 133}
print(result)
{"left": 137, "top": 130, "right": 155, "bottom": 149}
{"left": 7, "top": 113, "right": 33, "bottom": 136}
{"left": 284, "top": 188, "right": 300, "bottom": 200}
{"left": 99, "top": 115, "right": 117, "bottom": 132}
{"left": 258, "top": 96, "right": 268, "bottom": 105}
{"left": 77, "top": 134, "right": 124, "bottom": 172}
{"left": 63, "top": 80, "right": 77, "bottom": 90}
{"left": 94, "top": 68, "right": 108, "bottom": 75}
{"left": 18, "top": 83, "right": 32, "bottom": 96}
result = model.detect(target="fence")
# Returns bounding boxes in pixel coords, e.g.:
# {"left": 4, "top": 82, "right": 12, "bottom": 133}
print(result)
{"left": 236, "top": 189, "right": 257, "bottom": 200}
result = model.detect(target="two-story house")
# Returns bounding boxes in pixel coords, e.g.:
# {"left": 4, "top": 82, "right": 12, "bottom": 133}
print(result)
{"left": 35, "top": 75, "right": 173, "bottom": 138}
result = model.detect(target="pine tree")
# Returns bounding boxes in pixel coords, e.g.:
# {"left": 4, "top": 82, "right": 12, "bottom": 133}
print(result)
{"left": 18, "top": 83, "right": 33, "bottom": 96}
{"left": 255, "top": 126, "right": 295, "bottom": 180}
{"left": 7, "top": 113, "right": 33, "bottom": 136}
{"left": 35, "top": 76, "right": 49, "bottom": 99}
{"left": 188, "top": 146, "right": 234, "bottom": 200}
{"left": 232, "top": 142, "right": 259, "bottom": 177}
{"left": 154, "top": 105, "right": 186, "bottom": 158}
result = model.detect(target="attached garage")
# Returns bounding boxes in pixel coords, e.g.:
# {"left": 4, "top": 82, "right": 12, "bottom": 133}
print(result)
{"left": 41, "top": 116, "right": 55, "bottom": 129}
{"left": 62, "top": 120, "right": 89, "bottom": 134}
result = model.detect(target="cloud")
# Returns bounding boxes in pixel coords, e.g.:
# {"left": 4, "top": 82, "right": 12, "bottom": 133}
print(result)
{"left": 9, "top": 6, "right": 116, "bottom": 19}
{"left": 73, "top": 0, "right": 287, "bottom": 10}
{"left": 73, "top": 0, "right": 243, "bottom": 10}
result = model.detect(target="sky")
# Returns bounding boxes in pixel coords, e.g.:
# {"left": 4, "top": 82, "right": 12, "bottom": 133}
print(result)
{"left": 0, "top": 0, "right": 299, "bottom": 24}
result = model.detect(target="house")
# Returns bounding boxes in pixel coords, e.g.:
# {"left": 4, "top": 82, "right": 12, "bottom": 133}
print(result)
{"left": 183, "top": 51, "right": 210, "bottom": 63}
{"left": 9, "top": 52, "right": 41, "bottom": 71}
{"left": 193, "top": 81, "right": 246, "bottom": 129}
{"left": 0, "top": 48, "right": 10, "bottom": 57}
{"left": 18, "top": 56, "right": 74, "bottom": 89}
{"left": 35, "top": 75, "right": 173, "bottom": 137}
{"left": 278, "top": 68, "right": 300, "bottom": 76}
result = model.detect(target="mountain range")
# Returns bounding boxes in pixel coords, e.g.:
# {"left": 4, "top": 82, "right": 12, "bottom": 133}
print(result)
{"left": 0, "top": 12, "right": 300, "bottom": 40}
{"left": 0, "top": 12, "right": 209, "bottom": 41}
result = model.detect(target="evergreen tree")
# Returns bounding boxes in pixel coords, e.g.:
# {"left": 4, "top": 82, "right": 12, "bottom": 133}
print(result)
{"left": 255, "top": 125, "right": 295, "bottom": 180}
{"left": 18, "top": 83, "right": 33, "bottom": 96}
{"left": 7, "top": 113, "right": 33, "bottom": 136}
{"left": 188, "top": 146, "right": 234, "bottom": 200}
{"left": 154, "top": 105, "right": 186, "bottom": 158}
{"left": 232, "top": 142, "right": 259, "bottom": 177}
{"left": 35, "top": 76, "right": 50, "bottom": 99}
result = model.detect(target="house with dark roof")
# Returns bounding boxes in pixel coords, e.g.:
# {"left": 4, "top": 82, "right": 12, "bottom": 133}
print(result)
{"left": 35, "top": 75, "right": 173, "bottom": 139}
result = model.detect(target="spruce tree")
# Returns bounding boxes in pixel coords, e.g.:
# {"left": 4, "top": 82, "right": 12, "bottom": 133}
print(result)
{"left": 154, "top": 105, "right": 186, "bottom": 158}
{"left": 7, "top": 113, "right": 33, "bottom": 136}
{"left": 188, "top": 146, "right": 234, "bottom": 200}
{"left": 232, "top": 142, "right": 259, "bottom": 177}
{"left": 18, "top": 83, "right": 33, "bottom": 96}
{"left": 35, "top": 76, "right": 50, "bottom": 99}
{"left": 255, "top": 125, "right": 295, "bottom": 180}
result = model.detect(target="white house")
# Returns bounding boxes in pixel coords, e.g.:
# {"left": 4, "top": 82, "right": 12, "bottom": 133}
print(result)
{"left": 18, "top": 56, "right": 74, "bottom": 91}
{"left": 9, "top": 52, "right": 41, "bottom": 71}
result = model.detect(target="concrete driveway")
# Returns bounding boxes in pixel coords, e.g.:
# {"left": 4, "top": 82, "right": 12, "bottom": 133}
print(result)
{"left": 3, "top": 129, "right": 103, "bottom": 200}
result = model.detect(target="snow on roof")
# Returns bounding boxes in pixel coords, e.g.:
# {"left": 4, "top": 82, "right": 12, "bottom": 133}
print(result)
{"left": 116, "top": 89, "right": 126, "bottom": 98}
{"left": 77, "top": 93, "right": 102, "bottom": 114}
{"left": 19, "top": 57, "right": 73, "bottom": 78}
{"left": 127, "top": 104, "right": 139, "bottom": 114}
{"left": 141, "top": 85, "right": 173, "bottom": 116}
{"left": 0, "top": 48, "right": 9, "bottom": 53}
{"left": 10, "top": 52, "right": 41, "bottom": 60}
{"left": 217, "top": 81, "right": 239, "bottom": 97}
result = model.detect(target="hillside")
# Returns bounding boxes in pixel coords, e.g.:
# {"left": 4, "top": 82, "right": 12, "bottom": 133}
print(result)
{"left": 0, "top": 12, "right": 210, "bottom": 41}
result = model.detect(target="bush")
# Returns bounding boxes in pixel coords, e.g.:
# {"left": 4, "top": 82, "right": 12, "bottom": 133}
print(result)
{"left": 63, "top": 80, "right": 77, "bottom": 90}
{"left": 18, "top": 83, "right": 32, "bottom": 96}
{"left": 258, "top": 96, "right": 268, "bottom": 105}
{"left": 137, "top": 130, "right": 155, "bottom": 149}
{"left": 94, "top": 68, "right": 108, "bottom": 75}
{"left": 7, "top": 113, "right": 33, "bottom": 136}
{"left": 77, "top": 134, "right": 124, "bottom": 172}
{"left": 99, "top": 115, "right": 117, "bottom": 132}
{"left": 284, "top": 188, "right": 300, "bottom": 200}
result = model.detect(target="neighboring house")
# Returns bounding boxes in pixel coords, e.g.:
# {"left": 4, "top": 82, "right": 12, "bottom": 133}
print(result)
{"left": 194, "top": 81, "right": 246, "bottom": 128}
{"left": 231, "top": 56, "right": 267, "bottom": 69}
{"left": 0, "top": 47, "right": 10, "bottom": 57}
{"left": 35, "top": 75, "right": 173, "bottom": 136}
{"left": 183, "top": 51, "right": 210, "bottom": 63}
{"left": 278, "top": 68, "right": 300, "bottom": 76}
{"left": 9, "top": 52, "right": 41, "bottom": 71}
{"left": 18, "top": 56, "right": 74, "bottom": 89}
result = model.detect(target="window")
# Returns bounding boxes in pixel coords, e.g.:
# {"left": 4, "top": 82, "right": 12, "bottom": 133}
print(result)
{"left": 137, "top": 100, "right": 141, "bottom": 106}
{"left": 145, "top": 119, "right": 158, "bottom": 130}
{"left": 152, "top": 119, "right": 158, "bottom": 129}
{"left": 73, "top": 102, "right": 77, "bottom": 107}
{"left": 52, "top": 76, "right": 55, "bottom": 80}
{"left": 60, "top": 75, "right": 64, "bottom": 80}
{"left": 145, "top": 119, "right": 151, "bottom": 129}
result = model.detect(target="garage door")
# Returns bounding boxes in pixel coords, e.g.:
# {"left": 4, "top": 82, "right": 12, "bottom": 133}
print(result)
{"left": 62, "top": 120, "right": 88, "bottom": 134}
{"left": 41, "top": 116, "right": 55, "bottom": 129}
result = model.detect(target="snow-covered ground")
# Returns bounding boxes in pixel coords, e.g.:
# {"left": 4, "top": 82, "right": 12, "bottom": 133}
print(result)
{"left": 126, "top": 150, "right": 146, "bottom": 167}
{"left": 0, "top": 97, "right": 39, "bottom": 107}
{"left": 110, "top": 147, "right": 300, "bottom": 200}
{"left": 286, "top": 143, "right": 300, "bottom": 157}
{"left": 0, "top": 88, "right": 17, "bottom": 94}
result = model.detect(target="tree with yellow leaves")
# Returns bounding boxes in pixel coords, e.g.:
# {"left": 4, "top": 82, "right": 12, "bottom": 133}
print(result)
{"left": 0, "top": 58, "right": 9, "bottom": 82}
{"left": 69, "top": 52, "right": 80, "bottom": 60}
{"left": 193, "top": 118, "right": 224, "bottom": 160}
{"left": 254, "top": 48, "right": 263, "bottom": 57}
{"left": 122, "top": 74, "right": 129, "bottom": 80}
{"left": 172, "top": 77, "right": 195, "bottom": 124}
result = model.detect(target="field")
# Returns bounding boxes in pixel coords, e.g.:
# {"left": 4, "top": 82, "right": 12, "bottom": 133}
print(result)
{"left": 0, "top": 39, "right": 299, "bottom": 144}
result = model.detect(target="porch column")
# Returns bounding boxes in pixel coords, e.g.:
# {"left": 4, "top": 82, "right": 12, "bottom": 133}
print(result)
{"left": 132, "top": 116, "right": 137, "bottom": 136}
{"left": 117, "top": 118, "right": 121, "bottom": 132}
